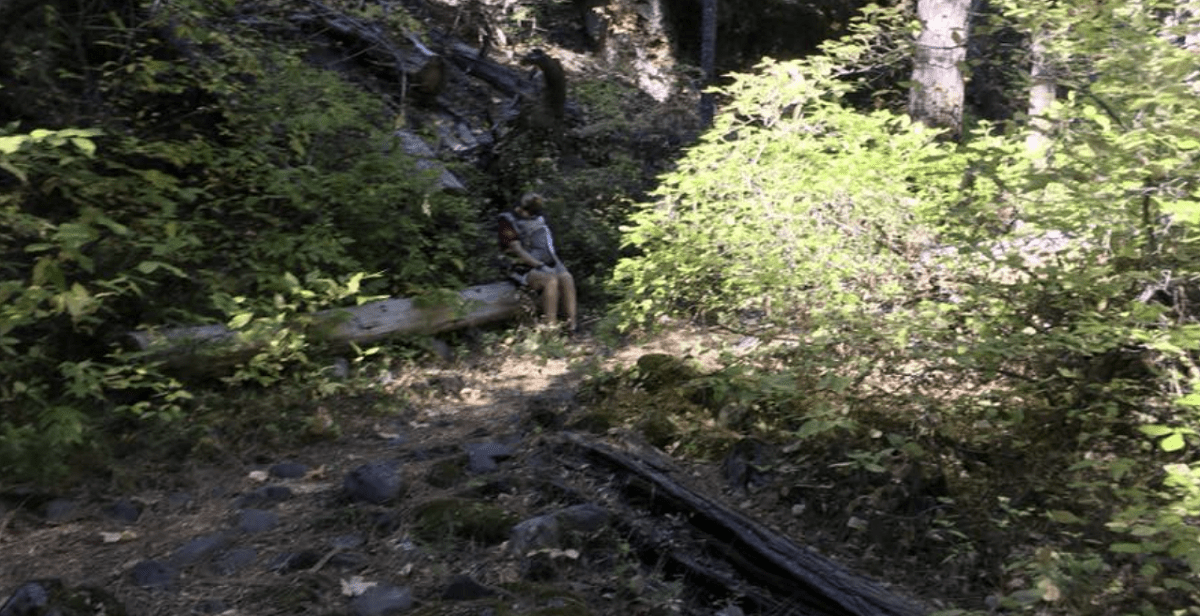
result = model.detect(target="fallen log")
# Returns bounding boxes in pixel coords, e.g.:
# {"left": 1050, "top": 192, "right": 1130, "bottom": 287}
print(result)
{"left": 555, "top": 432, "right": 928, "bottom": 616}
{"left": 127, "top": 281, "right": 524, "bottom": 364}
{"left": 288, "top": 0, "right": 534, "bottom": 102}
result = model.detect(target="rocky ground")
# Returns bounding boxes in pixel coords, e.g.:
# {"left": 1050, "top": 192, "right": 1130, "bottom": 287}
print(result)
{"left": 0, "top": 328, "right": 934, "bottom": 616}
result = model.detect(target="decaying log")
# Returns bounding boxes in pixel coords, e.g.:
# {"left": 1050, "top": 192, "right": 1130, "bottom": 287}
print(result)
{"left": 127, "top": 282, "right": 524, "bottom": 364}
{"left": 288, "top": 0, "right": 533, "bottom": 101}
{"left": 555, "top": 433, "right": 928, "bottom": 616}
{"left": 289, "top": 0, "right": 432, "bottom": 80}
{"left": 440, "top": 39, "right": 533, "bottom": 99}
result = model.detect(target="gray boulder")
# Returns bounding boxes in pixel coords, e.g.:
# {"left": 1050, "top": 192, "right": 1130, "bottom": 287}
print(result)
{"left": 344, "top": 462, "right": 404, "bottom": 504}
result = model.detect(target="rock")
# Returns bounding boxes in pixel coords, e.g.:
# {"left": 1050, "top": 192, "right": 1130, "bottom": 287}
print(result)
{"left": 0, "top": 580, "right": 56, "bottom": 616}
{"left": 556, "top": 503, "right": 609, "bottom": 533}
{"left": 237, "top": 508, "right": 280, "bottom": 533}
{"left": 211, "top": 547, "right": 258, "bottom": 576}
{"left": 508, "top": 514, "right": 561, "bottom": 555}
{"left": 434, "top": 120, "right": 486, "bottom": 154}
{"left": 101, "top": 499, "right": 142, "bottom": 524}
{"left": 509, "top": 503, "right": 610, "bottom": 555}
{"left": 235, "top": 485, "right": 294, "bottom": 508}
{"left": 269, "top": 462, "right": 309, "bottom": 478}
{"left": 464, "top": 441, "right": 515, "bottom": 474}
{"left": 171, "top": 533, "right": 228, "bottom": 566}
{"left": 344, "top": 462, "right": 404, "bottom": 504}
{"left": 0, "top": 580, "right": 126, "bottom": 616}
{"left": 393, "top": 130, "right": 466, "bottom": 194}
{"left": 42, "top": 498, "right": 78, "bottom": 523}
{"left": 351, "top": 584, "right": 412, "bottom": 616}
{"left": 441, "top": 575, "right": 496, "bottom": 601}
{"left": 130, "top": 560, "right": 177, "bottom": 590}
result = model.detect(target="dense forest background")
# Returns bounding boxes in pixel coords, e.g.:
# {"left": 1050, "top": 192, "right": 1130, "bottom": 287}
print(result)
{"left": 3, "top": 0, "right": 1200, "bottom": 614}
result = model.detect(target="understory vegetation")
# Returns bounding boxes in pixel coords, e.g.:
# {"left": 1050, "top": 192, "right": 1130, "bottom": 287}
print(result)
{"left": 0, "top": 2, "right": 488, "bottom": 481}
{"left": 607, "top": 4, "right": 1200, "bottom": 614}
{"left": 1, "top": 0, "right": 657, "bottom": 482}
{"left": 3, "top": 0, "right": 1200, "bottom": 613}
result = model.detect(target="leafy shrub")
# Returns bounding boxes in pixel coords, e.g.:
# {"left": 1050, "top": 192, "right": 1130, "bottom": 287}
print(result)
{"left": 0, "top": 0, "right": 483, "bottom": 482}
{"left": 608, "top": 3, "right": 1200, "bottom": 612}
{"left": 612, "top": 54, "right": 966, "bottom": 336}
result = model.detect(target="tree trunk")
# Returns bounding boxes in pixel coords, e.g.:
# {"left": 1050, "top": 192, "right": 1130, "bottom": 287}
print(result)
{"left": 699, "top": 0, "right": 717, "bottom": 126}
{"left": 127, "top": 282, "right": 525, "bottom": 367}
{"left": 909, "top": 0, "right": 971, "bottom": 140}
{"left": 1188, "top": 1, "right": 1200, "bottom": 51}
{"left": 1025, "top": 26, "right": 1055, "bottom": 164}
{"left": 1176, "top": 0, "right": 1200, "bottom": 88}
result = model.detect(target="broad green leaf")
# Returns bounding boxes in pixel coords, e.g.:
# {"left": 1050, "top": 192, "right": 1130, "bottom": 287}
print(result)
{"left": 1161, "top": 432, "right": 1186, "bottom": 452}
{"left": 0, "top": 135, "right": 28, "bottom": 154}
{"left": 63, "top": 284, "right": 93, "bottom": 319}
{"left": 69, "top": 137, "right": 96, "bottom": 156}
{"left": 1047, "top": 510, "right": 1084, "bottom": 524}
{"left": 1139, "top": 425, "right": 1175, "bottom": 437}
{"left": 0, "top": 160, "right": 27, "bottom": 183}
{"left": 1111, "top": 542, "right": 1147, "bottom": 554}
{"left": 228, "top": 312, "right": 254, "bottom": 329}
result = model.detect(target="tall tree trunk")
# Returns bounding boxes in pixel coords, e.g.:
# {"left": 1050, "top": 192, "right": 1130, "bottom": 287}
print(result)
{"left": 1025, "top": 26, "right": 1055, "bottom": 164}
{"left": 1188, "top": 3, "right": 1200, "bottom": 50}
{"left": 1177, "top": 0, "right": 1200, "bottom": 88}
{"left": 699, "top": 0, "right": 717, "bottom": 126}
{"left": 909, "top": 0, "right": 971, "bottom": 140}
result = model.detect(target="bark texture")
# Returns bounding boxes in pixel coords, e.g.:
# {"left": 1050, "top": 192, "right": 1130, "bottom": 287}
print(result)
{"left": 1025, "top": 28, "right": 1056, "bottom": 162}
{"left": 699, "top": 0, "right": 718, "bottom": 126}
{"left": 128, "top": 282, "right": 524, "bottom": 367}
{"left": 909, "top": 0, "right": 971, "bottom": 139}
{"left": 556, "top": 432, "right": 929, "bottom": 616}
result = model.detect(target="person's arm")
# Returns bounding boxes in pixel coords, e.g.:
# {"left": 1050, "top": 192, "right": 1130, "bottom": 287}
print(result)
{"left": 498, "top": 214, "right": 550, "bottom": 268}
{"left": 506, "top": 240, "right": 548, "bottom": 268}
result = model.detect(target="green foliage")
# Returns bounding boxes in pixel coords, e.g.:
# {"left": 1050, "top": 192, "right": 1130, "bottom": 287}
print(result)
{"left": 0, "top": 0, "right": 484, "bottom": 483}
{"left": 609, "top": 2, "right": 1200, "bottom": 613}
{"left": 612, "top": 54, "right": 965, "bottom": 334}
{"left": 0, "top": 126, "right": 193, "bottom": 482}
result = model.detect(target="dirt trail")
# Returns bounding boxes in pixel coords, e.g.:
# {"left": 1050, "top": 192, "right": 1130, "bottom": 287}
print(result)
{"left": 0, "top": 328, "right": 931, "bottom": 616}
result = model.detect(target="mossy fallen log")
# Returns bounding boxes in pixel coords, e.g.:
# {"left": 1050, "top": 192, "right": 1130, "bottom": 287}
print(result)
{"left": 127, "top": 282, "right": 524, "bottom": 366}
{"left": 555, "top": 432, "right": 929, "bottom": 616}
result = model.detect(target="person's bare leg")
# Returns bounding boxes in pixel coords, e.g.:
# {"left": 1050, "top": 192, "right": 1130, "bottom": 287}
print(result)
{"left": 527, "top": 270, "right": 558, "bottom": 326}
{"left": 559, "top": 271, "right": 577, "bottom": 331}
{"left": 540, "top": 275, "right": 560, "bottom": 325}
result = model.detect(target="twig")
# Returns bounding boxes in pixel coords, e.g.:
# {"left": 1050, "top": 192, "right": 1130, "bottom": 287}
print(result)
{"left": 308, "top": 546, "right": 345, "bottom": 573}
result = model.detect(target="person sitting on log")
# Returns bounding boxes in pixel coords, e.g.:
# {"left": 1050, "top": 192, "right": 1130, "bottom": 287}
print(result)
{"left": 498, "top": 192, "right": 577, "bottom": 333}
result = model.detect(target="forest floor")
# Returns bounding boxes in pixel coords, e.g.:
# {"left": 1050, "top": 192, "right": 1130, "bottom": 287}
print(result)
{"left": 0, "top": 323, "right": 949, "bottom": 616}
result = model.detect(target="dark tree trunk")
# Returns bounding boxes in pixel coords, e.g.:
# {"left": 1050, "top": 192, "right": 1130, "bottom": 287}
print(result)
{"left": 699, "top": 0, "right": 718, "bottom": 126}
